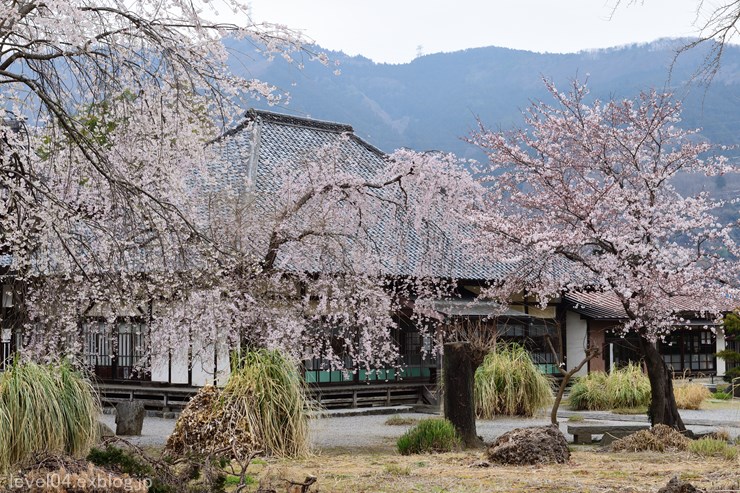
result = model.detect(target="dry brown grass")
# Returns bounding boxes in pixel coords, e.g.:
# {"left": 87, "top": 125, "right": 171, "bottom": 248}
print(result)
{"left": 246, "top": 447, "right": 740, "bottom": 493}
{"left": 674, "top": 382, "right": 712, "bottom": 410}
{"left": 611, "top": 424, "right": 691, "bottom": 453}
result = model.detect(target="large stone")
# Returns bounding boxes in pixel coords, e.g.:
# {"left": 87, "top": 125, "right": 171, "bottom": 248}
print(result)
{"left": 657, "top": 477, "right": 700, "bottom": 493}
{"left": 97, "top": 421, "right": 116, "bottom": 442}
{"left": 486, "top": 425, "right": 570, "bottom": 465}
{"left": 115, "top": 401, "right": 146, "bottom": 436}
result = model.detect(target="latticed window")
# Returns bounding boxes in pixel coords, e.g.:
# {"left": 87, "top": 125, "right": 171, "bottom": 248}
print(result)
{"left": 1, "top": 328, "right": 11, "bottom": 371}
{"left": 82, "top": 320, "right": 149, "bottom": 381}
{"left": 659, "top": 329, "right": 716, "bottom": 374}
{"left": 0, "top": 284, "right": 19, "bottom": 372}
{"left": 497, "top": 321, "right": 559, "bottom": 374}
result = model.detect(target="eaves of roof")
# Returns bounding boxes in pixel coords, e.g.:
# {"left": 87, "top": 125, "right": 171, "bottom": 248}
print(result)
{"left": 565, "top": 291, "right": 732, "bottom": 321}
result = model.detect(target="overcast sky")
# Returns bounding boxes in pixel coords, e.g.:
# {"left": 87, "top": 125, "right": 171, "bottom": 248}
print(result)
{"left": 242, "top": 0, "right": 711, "bottom": 64}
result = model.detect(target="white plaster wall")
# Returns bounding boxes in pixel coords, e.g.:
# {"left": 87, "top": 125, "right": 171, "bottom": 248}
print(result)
{"left": 149, "top": 344, "right": 190, "bottom": 384}
{"left": 150, "top": 350, "right": 169, "bottom": 383}
{"left": 190, "top": 333, "right": 214, "bottom": 387}
{"left": 215, "top": 341, "right": 231, "bottom": 386}
{"left": 190, "top": 332, "right": 233, "bottom": 387}
{"left": 149, "top": 331, "right": 231, "bottom": 386}
{"left": 716, "top": 330, "right": 726, "bottom": 377}
{"left": 566, "top": 311, "right": 588, "bottom": 376}
{"left": 169, "top": 343, "right": 191, "bottom": 384}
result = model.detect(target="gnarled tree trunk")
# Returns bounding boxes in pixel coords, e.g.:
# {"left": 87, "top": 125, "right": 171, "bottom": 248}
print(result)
{"left": 443, "top": 342, "right": 482, "bottom": 448}
{"left": 638, "top": 335, "right": 685, "bottom": 430}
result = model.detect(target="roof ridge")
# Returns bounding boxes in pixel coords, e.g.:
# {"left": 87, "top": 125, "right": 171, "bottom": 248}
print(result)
{"left": 211, "top": 109, "right": 387, "bottom": 159}
{"left": 246, "top": 109, "right": 354, "bottom": 133}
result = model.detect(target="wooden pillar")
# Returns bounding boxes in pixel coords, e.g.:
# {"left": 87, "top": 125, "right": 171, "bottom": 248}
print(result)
{"left": 588, "top": 322, "right": 606, "bottom": 373}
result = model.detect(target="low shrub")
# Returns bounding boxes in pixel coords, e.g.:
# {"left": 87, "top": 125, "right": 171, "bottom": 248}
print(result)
{"left": 87, "top": 445, "right": 153, "bottom": 479}
{"left": 673, "top": 382, "right": 711, "bottom": 410}
{"left": 605, "top": 363, "right": 652, "bottom": 409}
{"left": 227, "top": 350, "right": 311, "bottom": 458}
{"left": 396, "top": 418, "right": 461, "bottom": 455}
{"left": 712, "top": 391, "right": 733, "bottom": 400}
{"left": 87, "top": 445, "right": 174, "bottom": 493}
{"left": 723, "top": 366, "right": 740, "bottom": 383}
{"left": 570, "top": 366, "right": 713, "bottom": 411}
{"left": 606, "top": 363, "right": 650, "bottom": 408}
{"left": 688, "top": 438, "right": 738, "bottom": 460}
{"left": 474, "top": 343, "right": 553, "bottom": 418}
{"left": 0, "top": 359, "right": 100, "bottom": 473}
{"left": 224, "top": 474, "right": 256, "bottom": 486}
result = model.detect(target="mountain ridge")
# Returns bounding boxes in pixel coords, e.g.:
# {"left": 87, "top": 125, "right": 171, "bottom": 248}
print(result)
{"left": 229, "top": 38, "right": 740, "bottom": 163}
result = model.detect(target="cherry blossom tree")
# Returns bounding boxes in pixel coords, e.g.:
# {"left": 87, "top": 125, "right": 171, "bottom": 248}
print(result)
{"left": 0, "top": 0, "right": 316, "bottom": 358}
{"left": 0, "top": 1, "right": 480, "bottom": 374}
{"left": 470, "top": 80, "right": 739, "bottom": 429}
{"left": 150, "top": 142, "right": 478, "bottom": 374}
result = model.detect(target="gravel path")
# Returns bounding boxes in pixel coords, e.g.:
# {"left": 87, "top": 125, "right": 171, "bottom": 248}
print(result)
{"left": 100, "top": 404, "right": 740, "bottom": 449}
{"left": 100, "top": 414, "right": 176, "bottom": 448}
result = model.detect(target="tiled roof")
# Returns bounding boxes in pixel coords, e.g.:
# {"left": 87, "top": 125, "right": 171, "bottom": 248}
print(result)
{"left": 565, "top": 291, "right": 732, "bottom": 321}
{"left": 208, "top": 109, "right": 522, "bottom": 281}
{"left": 565, "top": 291, "right": 627, "bottom": 320}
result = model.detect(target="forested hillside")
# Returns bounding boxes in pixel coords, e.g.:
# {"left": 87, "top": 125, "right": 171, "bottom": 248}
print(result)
{"left": 229, "top": 38, "right": 740, "bottom": 202}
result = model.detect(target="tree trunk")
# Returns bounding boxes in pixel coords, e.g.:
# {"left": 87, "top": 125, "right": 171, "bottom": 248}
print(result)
{"left": 443, "top": 342, "right": 482, "bottom": 448}
{"left": 546, "top": 335, "right": 599, "bottom": 425}
{"left": 638, "top": 335, "right": 685, "bottom": 430}
{"left": 550, "top": 374, "right": 570, "bottom": 425}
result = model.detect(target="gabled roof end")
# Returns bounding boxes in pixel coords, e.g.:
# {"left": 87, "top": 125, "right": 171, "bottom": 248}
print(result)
{"left": 245, "top": 109, "right": 354, "bottom": 133}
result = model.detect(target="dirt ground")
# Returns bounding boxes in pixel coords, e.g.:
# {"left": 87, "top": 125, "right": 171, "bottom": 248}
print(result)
{"left": 253, "top": 447, "right": 740, "bottom": 493}
{"left": 118, "top": 400, "right": 740, "bottom": 492}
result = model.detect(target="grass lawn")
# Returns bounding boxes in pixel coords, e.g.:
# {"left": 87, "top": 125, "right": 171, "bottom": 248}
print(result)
{"left": 248, "top": 447, "right": 740, "bottom": 493}
{"left": 702, "top": 398, "right": 740, "bottom": 411}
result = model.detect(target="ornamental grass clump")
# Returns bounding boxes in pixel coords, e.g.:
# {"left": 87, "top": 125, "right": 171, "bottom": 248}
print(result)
{"left": 396, "top": 418, "right": 461, "bottom": 455}
{"left": 605, "top": 363, "right": 651, "bottom": 409}
{"left": 673, "top": 382, "right": 711, "bottom": 410}
{"left": 568, "top": 371, "right": 610, "bottom": 411}
{"left": 166, "top": 349, "right": 310, "bottom": 459}
{"left": 0, "top": 360, "right": 100, "bottom": 473}
{"left": 474, "top": 343, "right": 553, "bottom": 418}
{"left": 226, "top": 349, "right": 311, "bottom": 458}
{"left": 569, "top": 363, "right": 650, "bottom": 411}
